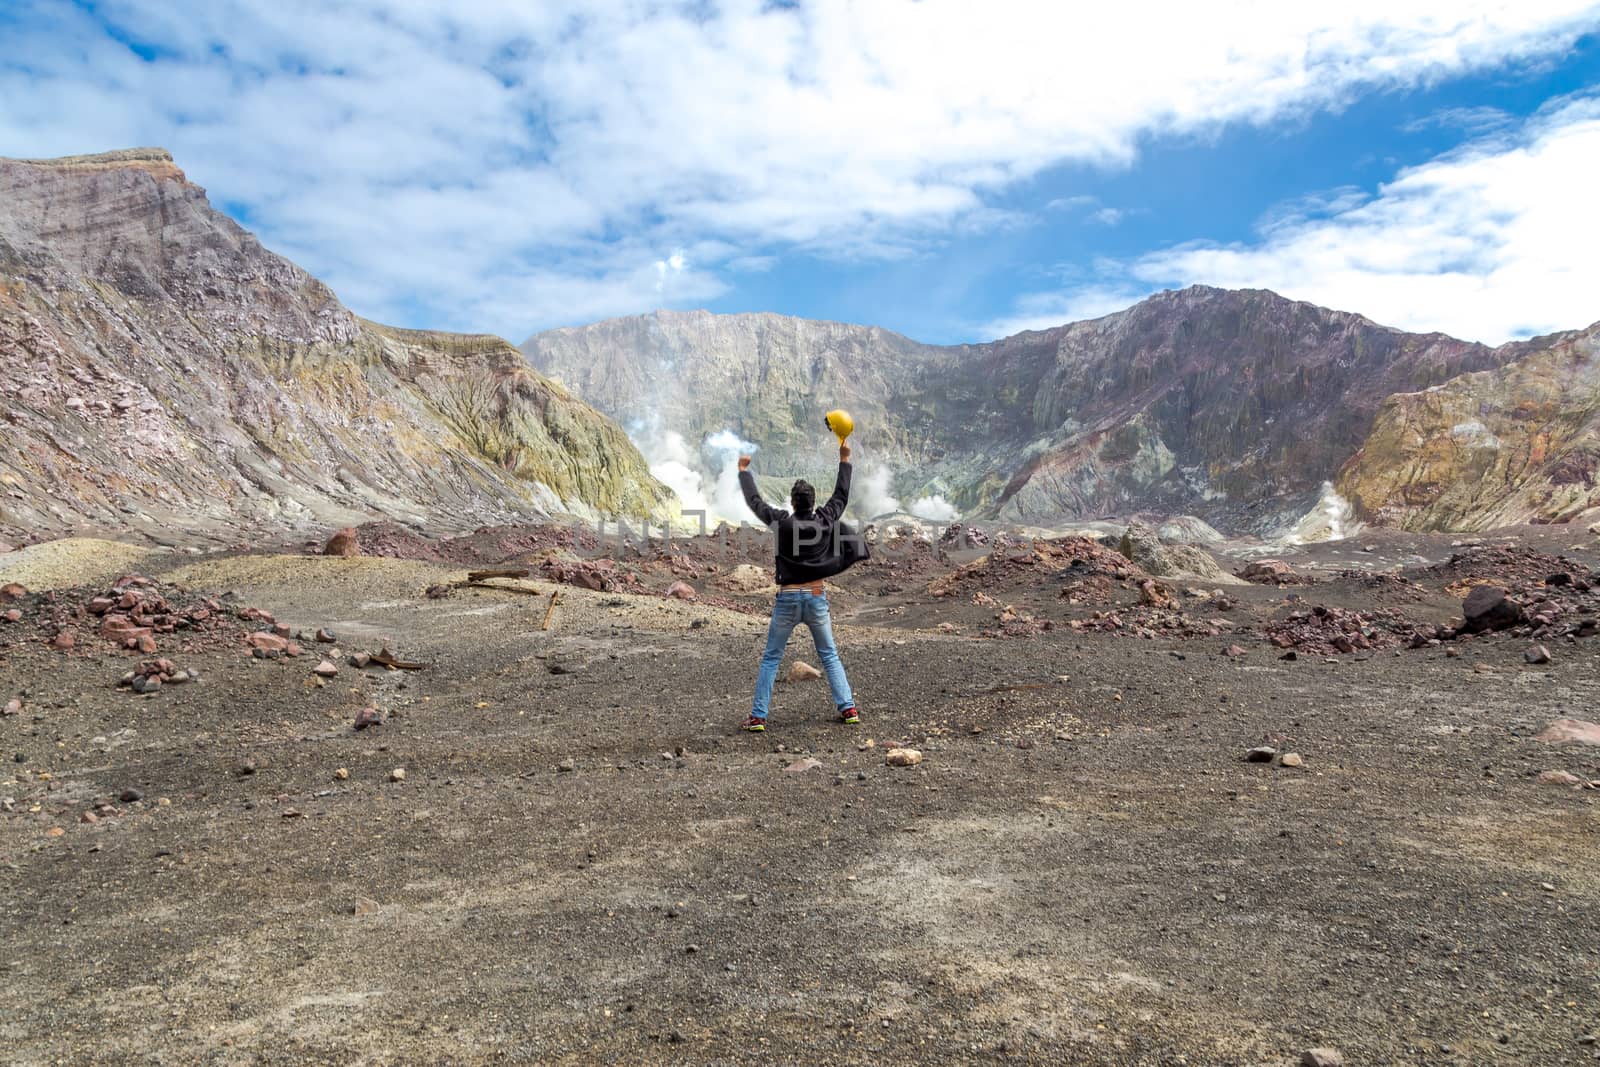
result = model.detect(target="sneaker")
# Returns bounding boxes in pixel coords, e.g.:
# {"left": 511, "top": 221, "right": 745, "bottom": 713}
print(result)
{"left": 741, "top": 715, "right": 766, "bottom": 732}
{"left": 837, "top": 706, "right": 860, "bottom": 725}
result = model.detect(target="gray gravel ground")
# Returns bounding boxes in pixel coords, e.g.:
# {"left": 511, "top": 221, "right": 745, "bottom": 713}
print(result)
{"left": 2, "top": 539, "right": 1598, "bottom": 1065}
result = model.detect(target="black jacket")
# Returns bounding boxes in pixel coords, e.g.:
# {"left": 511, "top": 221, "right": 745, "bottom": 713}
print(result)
{"left": 740, "top": 462, "right": 869, "bottom": 586}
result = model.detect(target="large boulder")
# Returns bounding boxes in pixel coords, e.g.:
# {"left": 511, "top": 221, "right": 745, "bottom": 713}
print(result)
{"left": 1461, "top": 585, "right": 1523, "bottom": 633}
{"left": 1117, "top": 522, "right": 1237, "bottom": 583}
{"left": 716, "top": 564, "right": 777, "bottom": 595}
{"left": 322, "top": 528, "right": 360, "bottom": 558}
{"left": 1239, "top": 559, "right": 1297, "bottom": 584}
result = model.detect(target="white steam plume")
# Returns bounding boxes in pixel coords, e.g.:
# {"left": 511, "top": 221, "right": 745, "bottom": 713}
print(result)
{"left": 854, "top": 465, "right": 902, "bottom": 519}
{"left": 631, "top": 419, "right": 759, "bottom": 524}
{"left": 703, "top": 429, "right": 759, "bottom": 522}
{"left": 908, "top": 494, "right": 959, "bottom": 521}
{"left": 1285, "top": 481, "right": 1361, "bottom": 544}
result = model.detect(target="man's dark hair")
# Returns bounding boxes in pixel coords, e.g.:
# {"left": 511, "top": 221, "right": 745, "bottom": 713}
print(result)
{"left": 790, "top": 479, "right": 816, "bottom": 515}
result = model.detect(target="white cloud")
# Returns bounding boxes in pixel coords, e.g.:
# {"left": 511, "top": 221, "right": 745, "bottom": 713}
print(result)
{"left": 993, "top": 94, "right": 1600, "bottom": 343}
{"left": 2, "top": 0, "right": 1598, "bottom": 337}
{"left": 984, "top": 284, "right": 1153, "bottom": 338}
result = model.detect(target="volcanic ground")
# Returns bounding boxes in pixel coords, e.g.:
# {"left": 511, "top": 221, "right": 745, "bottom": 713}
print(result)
{"left": 1, "top": 523, "right": 1597, "bottom": 1065}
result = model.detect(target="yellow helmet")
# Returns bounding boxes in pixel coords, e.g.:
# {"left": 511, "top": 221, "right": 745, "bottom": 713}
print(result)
{"left": 824, "top": 409, "right": 854, "bottom": 443}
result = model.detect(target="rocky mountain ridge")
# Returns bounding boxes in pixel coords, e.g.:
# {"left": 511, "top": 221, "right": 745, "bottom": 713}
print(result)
{"left": 0, "top": 148, "right": 671, "bottom": 546}
{"left": 526, "top": 290, "right": 1595, "bottom": 533}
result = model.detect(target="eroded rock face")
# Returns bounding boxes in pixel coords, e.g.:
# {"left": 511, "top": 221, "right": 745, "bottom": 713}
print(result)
{"left": 1337, "top": 324, "right": 1600, "bottom": 531}
{"left": 0, "top": 148, "right": 672, "bottom": 544}
{"left": 524, "top": 288, "right": 1511, "bottom": 533}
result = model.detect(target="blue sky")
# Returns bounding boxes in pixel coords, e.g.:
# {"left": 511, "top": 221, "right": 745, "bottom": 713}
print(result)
{"left": 2, "top": 1, "right": 1599, "bottom": 345}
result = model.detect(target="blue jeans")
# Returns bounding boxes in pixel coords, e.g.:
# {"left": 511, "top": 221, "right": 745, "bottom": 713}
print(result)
{"left": 749, "top": 590, "right": 854, "bottom": 720}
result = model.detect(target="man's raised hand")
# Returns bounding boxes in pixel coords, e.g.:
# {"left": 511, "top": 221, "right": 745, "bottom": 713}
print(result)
{"left": 839, "top": 442, "right": 852, "bottom": 463}
{"left": 738, "top": 455, "right": 752, "bottom": 471}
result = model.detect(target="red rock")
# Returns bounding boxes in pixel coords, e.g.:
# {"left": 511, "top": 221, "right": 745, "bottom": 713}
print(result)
{"left": 137, "top": 634, "right": 158, "bottom": 654}
{"left": 666, "top": 581, "right": 696, "bottom": 600}
{"left": 1223, "top": 644, "right": 1247, "bottom": 657}
{"left": 49, "top": 632, "right": 76, "bottom": 651}
{"left": 272, "top": 623, "right": 292, "bottom": 638}
{"left": 87, "top": 597, "right": 115, "bottom": 615}
{"left": 246, "top": 631, "right": 289, "bottom": 653}
{"left": 284, "top": 642, "right": 303, "bottom": 658}
{"left": 0, "top": 582, "right": 25, "bottom": 603}
{"left": 189, "top": 607, "right": 210, "bottom": 621}
{"left": 1, "top": 609, "right": 19, "bottom": 623}
{"left": 314, "top": 628, "right": 336, "bottom": 643}
{"left": 353, "top": 707, "right": 382, "bottom": 730}
{"left": 312, "top": 660, "right": 338, "bottom": 678}
{"left": 99, "top": 614, "right": 134, "bottom": 637}
{"left": 3, "top": 698, "right": 19, "bottom": 716}
{"left": 322, "top": 528, "right": 360, "bottom": 557}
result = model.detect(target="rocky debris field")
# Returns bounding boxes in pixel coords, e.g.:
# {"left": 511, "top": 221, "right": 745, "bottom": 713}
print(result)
{"left": 2, "top": 525, "right": 1599, "bottom": 1064}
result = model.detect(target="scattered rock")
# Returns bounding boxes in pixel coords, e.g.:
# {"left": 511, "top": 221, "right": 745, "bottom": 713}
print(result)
{"left": 0, "top": 582, "right": 26, "bottom": 603}
{"left": 353, "top": 898, "right": 380, "bottom": 916}
{"left": 389, "top": 767, "right": 406, "bottom": 782}
{"left": 1525, "top": 645, "right": 1552, "bottom": 665}
{"left": 1279, "top": 752, "right": 1304, "bottom": 768}
{"left": 2, "top": 698, "right": 19, "bottom": 717}
{"left": 1, "top": 608, "right": 20, "bottom": 623}
{"left": 315, "top": 628, "right": 337, "bottom": 643}
{"left": 1533, "top": 719, "right": 1600, "bottom": 746}
{"left": 323, "top": 528, "right": 360, "bottom": 557}
{"left": 885, "top": 748, "right": 923, "bottom": 767}
{"left": 1223, "top": 644, "right": 1247, "bottom": 658}
{"left": 785, "top": 758, "right": 822, "bottom": 774}
{"left": 1301, "top": 1050, "right": 1344, "bottom": 1067}
{"left": 556, "top": 758, "right": 576, "bottom": 773}
{"left": 786, "top": 661, "right": 822, "bottom": 683}
{"left": 424, "top": 583, "right": 454, "bottom": 599}
{"left": 49, "top": 632, "right": 76, "bottom": 651}
{"left": 334, "top": 767, "right": 350, "bottom": 781}
{"left": 665, "top": 580, "right": 697, "bottom": 600}
{"left": 312, "top": 660, "right": 339, "bottom": 678}
{"left": 1245, "top": 746, "right": 1278, "bottom": 763}
{"left": 119, "top": 788, "right": 143, "bottom": 803}
{"left": 352, "top": 707, "right": 383, "bottom": 731}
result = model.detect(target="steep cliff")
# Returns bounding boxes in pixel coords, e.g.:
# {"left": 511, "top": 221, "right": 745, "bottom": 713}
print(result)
{"left": 0, "top": 149, "right": 671, "bottom": 544}
{"left": 1336, "top": 323, "right": 1600, "bottom": 531}
{"left": 524, "top": 290, "right": 1511, "bottom": 532}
